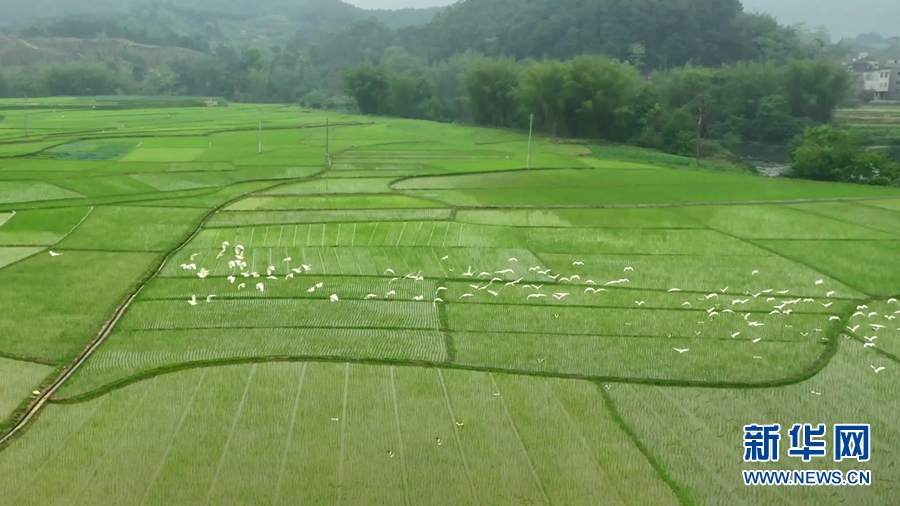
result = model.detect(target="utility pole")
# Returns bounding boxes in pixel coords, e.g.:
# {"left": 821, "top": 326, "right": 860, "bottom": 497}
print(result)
{"left": 325, "top": 118, "right": 330, "bottom": 168}
{"left": 258, "top": 108, "right": 262, "bottom": 154}
{"left": 696, "top": 101, "right": 704, "bottom": 168}
{"left": 23, "top": 94, "right": 28, "bottom": 138}
{"left": 526, "top": 113, "right": 534, "bottom": 169}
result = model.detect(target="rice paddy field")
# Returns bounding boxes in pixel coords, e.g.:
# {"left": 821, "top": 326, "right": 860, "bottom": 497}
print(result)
{"left": 0, "top": 100, "right": 899, "bottom": 505}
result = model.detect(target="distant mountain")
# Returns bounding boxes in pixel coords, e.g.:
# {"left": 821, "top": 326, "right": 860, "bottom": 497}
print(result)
{"left": 737, "top": 0, "right": 897, "bottom": 40}
{"left": 0, "top": 0, "right": 441, "bottom": 31}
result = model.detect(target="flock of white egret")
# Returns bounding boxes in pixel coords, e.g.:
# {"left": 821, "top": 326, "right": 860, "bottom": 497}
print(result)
{"left": 172, "top": 242, "right": 894, "bottom": 375}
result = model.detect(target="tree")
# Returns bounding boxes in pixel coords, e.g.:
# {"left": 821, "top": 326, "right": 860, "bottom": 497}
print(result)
{"left": 787, "top": 125, "right": 898, "bottom": 184}
{"left": 343, "top": 63, "right": 390, "bottom": 115}
{"left": 461, "top": 58, "right": 519, "bottom": 127}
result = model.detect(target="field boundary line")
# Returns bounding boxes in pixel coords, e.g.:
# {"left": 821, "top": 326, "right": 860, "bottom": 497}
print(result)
{"left": 52, "top": 205, "right": 93, "bottom": 246}
{"left": 0, "top": 350, "right": 57, "bottom": 366}
{"left": 0, "top": 171, "right": 325, "bottom": 448}
{"left": 205, "top": 364, "right": 257, "bottom": 505}
{"left": 785, "top": 203, "right": 900, "bottom": 239}
{"left": 435, "top": 369, "right": 480, "bottom": 506}
{"left": 0, "top": 210, "right": 14, "bottom": 228}
{"left": 51, "top": 331, "right": 841, "bottom": 405}
{"left": 336, "top": 363, "right": 350, "bottom": 506}
{"left": 389, "top": 366, "right": 412, "bottom": 506}
{"left": 273, "top": 363, "right": 307, "bottom": 506}
{"left": 488, "top": 372, "right": 551, "bottom": 504}
{"left": 545, "top": 379, "right": 626, "bottom": 504}
{"left": 599, "top": 385, "right": 696, "bottom": 506}
{"left": 138, "top": 370, "right": 208, "bottom": 506}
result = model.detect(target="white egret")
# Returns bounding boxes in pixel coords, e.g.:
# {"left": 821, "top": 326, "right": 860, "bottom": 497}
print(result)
{"left": 330, "top": 294, "right": 339, "bottom": 302}
{"left": 267, "top": 276, "right": 277, "bottom": 280}
{"left": 864, "top": 343, "right": 875, "bottom": 348}
{"left": 250, "top": 272, "right": 259, "bottom": 277}
{"left": 624, "top": 266, "right": 634, "bottom": 271}
{"left": 821, "top": 302, "right": 833, "bottom": 308}
{"left": 858, "top": 304, "right": 869, "bottom": 310}
{"left": 868, "top": 312, "right": 878, "bottom": 318}
{"left": 552, "top": 293, "right": 569, "bottom": 300}
{"left": 585, "top": 287, "right": 596, "bottom": 293}
{"left": 573, "top": 261, "right": 584, "bottom": 266}
{"left": 284, "top": 257, "right": 291, "bottom": 262}
{"left": 751, "top": 270, "right": 759, "bottom": 275}
{"left": 255, "top": 283, "right": 264, "bottom": 292}
{"left": 559, "top": 277, "right": 570, "bottom": 282}
{"left": 198, "top": 268, "right": 210, "bottom": 279}
{"left": 505, "top": 278, "right": 522, "bottom": 287}
{"left": 459, "top": 293, "right": 474, "bottom": 298}
{"left": 495, "top": 268, "right": 514, "bottom": 275}
{"left": 413, "top": 295, "right": 424, "bottom": 301}
{"left": 238, "top": 283, "right": 246, "bottom": 290}
{"left": 585, "top": 280, "right": 595, "bottom": 285}
{"left": 570, "top": 275, "right": 580, "bottom": 280}
{"left": 776, "top": 290, "right": 789, "bottom": 295}
{"left": 188, "top": 295, "right": 198, "bottom": 305}
{"left": 668, "top": 288, "right": 681, "bottom": 292}
{"left": 462, "top": 266, "right": 474, "bottom": 277}
{"left": 436, "top": 286, "right": 448, "bottom": 292}
{"left": 227, "top": 275, "right": 236, "bottom": 283}
{"left": 267, "top": 266, "right": 275, "bottom": 275}
{"left": 508, "top": 257, "right": 517, "bottom": 262}
{"left": 769, "top": 310, "right": 781, "bottom": 315}
{"left": 301, "top": 264, "right": 311, "bottom": 271}
{"left": 852, "top": 311, "right": 865, "bottom": 317}
{"left": 863, "top": 336, "right": 877, "bottom": 342}
{"left": 731, "top": 332, "right": 741, "bottom": 338}
{"left": 673, "top": 348, "right": 689, "bottom": 353}
{"left": 826, "top": 291, "right": 835, "bottom": 296}
{"left": 705, "top": 293, "right": 718, "bottom": 299}
{"left": 752, "top": 338, "right": 762, "bottom": 343}
{"left": 815, "top": 279, "right": 824, "bottom": 285}
{"left": 291, "top": 268, "right": 303, "bottom": 274}
{"left": 190, "top": 253, "right": 198, "bottom": 261}
{"left": 366, "top": 293, "right": 377, "bottom": 299}
{"left": 433, "top": 298, "right": 444, "bottom": 304}
{"left": 635, "top": 301, "right": 645, "bottom": 306}
{"left": 732, "top": 299, "right": 748, "bottom": 304}
{"left": 206, "top": 295, "right": 216, "bottom": 302}
{"left": 442, "top": 255, "right": 450, "bottom": 260}
{"left": 386, "top": 290, "right": 396, "bottom": 296}
{"left": 748, "top": 321, "right": 764, "bottom": 327}
{"left": 286, "top": 273, "right": 294, "bottom": 279}
{"left": 527, "top": 294, "right": 546, "bottom": 299}
{"left": 871, "top": 365, "right": 885, "bottom": 373}
{"left": 870, "top": 324, "right": 886, "bottom": 329}
{"left": 829, "top": 316, "right": 840, "bottom": 321}
{"left": 888, "top": 298, "right": 898, "bottom": 304}
{"left": 682, "top": 302, "right": 691, "bottom": 307}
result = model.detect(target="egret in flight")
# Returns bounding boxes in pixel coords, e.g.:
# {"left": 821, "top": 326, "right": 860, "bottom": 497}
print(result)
{"left": 188, "top": 295, "right": 198, "bottom": 306}
{"left": 49, "top": 251, "right": 61, "bottom": 257}
{"left": 673, "top": 348, "right": 689, "bottom": 353}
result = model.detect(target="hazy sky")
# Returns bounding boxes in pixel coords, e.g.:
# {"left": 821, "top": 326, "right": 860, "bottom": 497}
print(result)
{"left": 343, "top": 0, "right": 897, "bottom": 39}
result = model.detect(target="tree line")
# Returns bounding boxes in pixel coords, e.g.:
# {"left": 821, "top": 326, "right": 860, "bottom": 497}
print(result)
{"left": 344, "top": 55, "right": 851, "bottom": 157}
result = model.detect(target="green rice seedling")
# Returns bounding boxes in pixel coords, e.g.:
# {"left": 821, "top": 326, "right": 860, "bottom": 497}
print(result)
{"left": 128, "top": 172, "right": 236, "bottom": 191}
{"left": 537, "top": 253, "right": 867, "bottom": 299}
{"left": 58, "top": 328, "right": 447, "bottom": 399}
{"left": 0, "top": 181, "right": 83, "bottom": 205}
{"left": 492, "top": 374, "right": 683, "bottom": 504}
{"left": 0, "top": 358, "right": 53, "bottom": 419}
{"left": 675, "top": 204, "right": 895, "bottom": 240}
{"left": 755, "top": 240, "right": 900, "bottom": 297}
{"left": 262, "top": 178, "right": 396, "bottom": 195}
{"left": 121, "top": 148, "right": 207, "bottom": 163}
{"left": 207, "top": 209, "right": 452, "bottom": 227}
{"left": 858, "top": 198, "right": 900, "bottom": 212}
{"left": 0, "top": 246, "right": 43, "bottom": 268}
{"left": 786, "top": 201, "right": 900, "bottom": 237}
{"left": 524, "top": 228, "right": 765, "bottom": 255}
{"left": 56, "top": 206, "right": 206, "bottom": 251}
{"left": 445, "top": 303, "right": 837, "bottom": 343}
{"left": 606, "top": 343, "right": 900, "bottom": 506}
{"left": 50, "top": 176, "right": 160, "bottom": 197}
{"left": 0, "top": 251, "right": 157, "bottom": 361}
{"left": 225, "top": 194, "right": 445, "bottom": 211}
{"left": 338, "top": 365, "right": 409, "bottom": 505}
{"left": 453, "top": 332, "right": 824, "bottom": 381}
{"left": 118, "top": 299, "right": 440, "bottom": 331}
{"left": 844, "top": 299, "right": 900, "bottom": 357}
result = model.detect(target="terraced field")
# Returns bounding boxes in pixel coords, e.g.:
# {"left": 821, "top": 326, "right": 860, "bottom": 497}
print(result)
{"left": 0, "top": 100, "right": 898, "bottom": 505}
